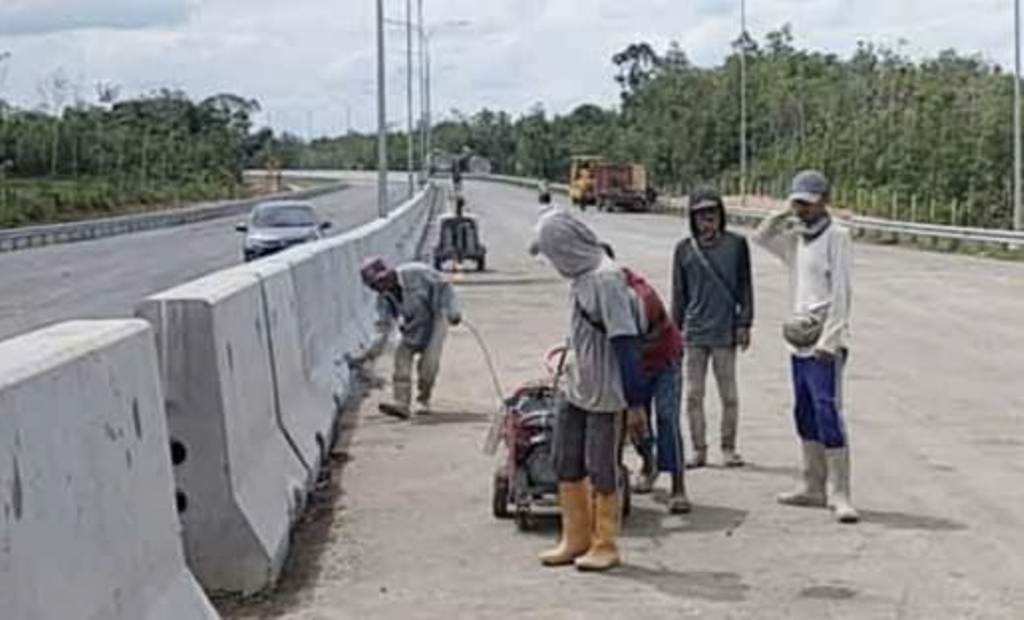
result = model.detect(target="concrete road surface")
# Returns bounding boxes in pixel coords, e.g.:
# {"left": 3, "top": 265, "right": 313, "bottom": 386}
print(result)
{"left": 225, "top": 180, "right": 1024, "bottom": 619}
{"left": 0, "top": 181, "right": 405, "bottom": 341}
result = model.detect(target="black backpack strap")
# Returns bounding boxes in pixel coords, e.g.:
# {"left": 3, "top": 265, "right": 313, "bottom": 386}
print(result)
{"left": 574, "top": 297, "right": 607, "bottom": 335}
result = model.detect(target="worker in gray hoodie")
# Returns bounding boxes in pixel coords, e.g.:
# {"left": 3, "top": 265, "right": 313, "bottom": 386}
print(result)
{"left": 671, "top": 188, "right": 754, "bottom": 469}
{"left": 533, "top": 210, "right": 647, "bottom": 572}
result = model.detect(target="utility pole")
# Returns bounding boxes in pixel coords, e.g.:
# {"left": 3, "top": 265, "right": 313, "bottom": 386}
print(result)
{"left": 739, "top": 0, "right": 748, "bottom": 207}
{"left": 418, "top": 0, "right": 427, "bottom": 183}
{"left": 376, "top": 0, "right": 389, "bottom": 217}
{"left": 405, "top": 0, "right": 415, "bottom": 198}
{"left": 425, "top": 35, "right": 433, "bottom": 176}
{"left": 1014, "top": 0, "right": 1022, "bottom": 229}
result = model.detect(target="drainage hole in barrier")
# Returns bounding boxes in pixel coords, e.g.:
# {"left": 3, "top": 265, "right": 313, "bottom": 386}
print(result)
{"left": 170, "top": 440, "right": 187, "bottom": 466}
{"left": 176, "top": 491, "right": 188, "bottom": 514}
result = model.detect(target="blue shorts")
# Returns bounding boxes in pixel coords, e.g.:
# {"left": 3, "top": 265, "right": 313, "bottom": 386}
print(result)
{"left": 791, "top": 353, "right": 848, "bottom": 448}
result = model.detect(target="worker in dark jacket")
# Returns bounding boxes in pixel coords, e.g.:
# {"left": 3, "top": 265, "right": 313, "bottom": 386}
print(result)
{"left": 671, "top": 188, "right": 754, "bottom": 469}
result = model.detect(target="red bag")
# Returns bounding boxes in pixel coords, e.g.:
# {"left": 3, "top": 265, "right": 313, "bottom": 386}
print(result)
{"left": 575, "top": 267, "right": 684, "bottom": 375}
{"left": 623, "top": 268, "right": 683, "bottom": 374}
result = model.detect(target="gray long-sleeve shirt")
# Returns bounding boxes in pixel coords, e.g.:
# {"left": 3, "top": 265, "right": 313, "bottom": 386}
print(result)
{"left": 376, "top": 263, "right": 460, "bottom": 351}
{"left": 671, "top": 232, "right": 754, "bottom": 348}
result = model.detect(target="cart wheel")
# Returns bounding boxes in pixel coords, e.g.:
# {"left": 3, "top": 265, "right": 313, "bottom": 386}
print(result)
{"left": 476, "top": 256, "right": 486, "bottom": 272}
{"left": 492, "top": 472, "right": 511, "bottom": 519}
{"left": 515, "top": 510, "right": 534, "bottom": 532}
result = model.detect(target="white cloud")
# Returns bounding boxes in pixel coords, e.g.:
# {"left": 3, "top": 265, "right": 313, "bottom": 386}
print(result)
{"left": 0, "top": 0, "right": 1019, "bottom": 136}
{"left": 0, "top": 0, "right": 196, "bottom": 36}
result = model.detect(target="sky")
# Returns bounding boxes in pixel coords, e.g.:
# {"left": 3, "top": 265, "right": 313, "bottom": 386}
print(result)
{"left": 0, "top": 0, "right": 1019, "bottom": 137}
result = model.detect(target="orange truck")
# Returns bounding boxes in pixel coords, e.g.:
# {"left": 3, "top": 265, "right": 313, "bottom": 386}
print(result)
{"left": 570, "top": 156, "right": 656, "bottom": 212}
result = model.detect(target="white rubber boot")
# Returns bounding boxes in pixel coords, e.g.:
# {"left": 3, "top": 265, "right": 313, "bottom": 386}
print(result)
{"left": 825, "top": 448, "right": 860, "bottom": 524}
{"left": 777, "top": 441, "right": 827, "bottom": 507}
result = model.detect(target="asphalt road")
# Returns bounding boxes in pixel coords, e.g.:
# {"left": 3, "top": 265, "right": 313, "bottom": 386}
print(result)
{"left": 226, "top": 180, "right": 1024, "bottom": 619}
{"left": 0, "top": 181, "right": 406, "bottom": 341}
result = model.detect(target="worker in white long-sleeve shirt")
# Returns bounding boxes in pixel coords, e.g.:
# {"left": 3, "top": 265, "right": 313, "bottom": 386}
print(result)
{"left": 753, "top": 170, "right": 859, "bottom": 524}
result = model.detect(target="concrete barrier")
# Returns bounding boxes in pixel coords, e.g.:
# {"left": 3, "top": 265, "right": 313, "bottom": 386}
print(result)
{"left": 135, "top": 184, "right": 438, "bottom": 594}
{"left": 0, "top": 320, "right": 218, "bottom": 620}
{"left": 136, "top": 271, "right": 309, "bottom": 595}
{"left": 252, "top": 256, "right": 340, "bottom": 473}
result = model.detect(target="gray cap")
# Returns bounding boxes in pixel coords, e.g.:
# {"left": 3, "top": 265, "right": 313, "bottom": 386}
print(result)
{"left": 789, "top": 170, "right": 830, "bottom": 204}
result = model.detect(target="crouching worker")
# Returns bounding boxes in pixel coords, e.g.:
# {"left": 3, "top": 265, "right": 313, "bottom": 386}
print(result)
{"left": 626, "top": 268, "right": 690, "bottom": 514}
{"left": 533, "top": 210, "right": 647, "bottom": 572}
{"left": 360, "top": 258, "right": 462, "bottom": 420}
{"left": 600, "top": 244, "right": 690, "bottom": 514}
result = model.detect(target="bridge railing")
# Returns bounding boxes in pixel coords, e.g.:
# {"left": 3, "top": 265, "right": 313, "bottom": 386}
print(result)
{"left": 470, "top": 174, "right": 1024, "bottom": 251}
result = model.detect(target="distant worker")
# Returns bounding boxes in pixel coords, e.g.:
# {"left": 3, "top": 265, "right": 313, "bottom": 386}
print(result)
{"left": 671, "top": 188, "right": 754, "bottom": 469}
{"left": 527, "top": 188, "right": 560, "bottom": 257}
{"left": 451, "top": 163, "right": 463, "bottom": 192}
{"left": 754, "top": 170, "right": 858, "bottom": 524}
{"left": 538, "top": 180, "right": 552, "bottom": 205}
{"left": 360, "top": 258, "right": 462, "bottom": 420}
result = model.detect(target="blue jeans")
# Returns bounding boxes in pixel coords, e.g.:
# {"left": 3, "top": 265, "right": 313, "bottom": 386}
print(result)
{"left": 792, "top": 354, "right": 847, "bottom": 448}
{"left": 638, "top": 361, "right": 685, "bottom": 474}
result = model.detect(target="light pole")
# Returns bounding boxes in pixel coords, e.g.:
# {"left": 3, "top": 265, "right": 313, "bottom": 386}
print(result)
{"left": 384, "top": 17, "right": 468, "bottom": 186}
{"left": 739, "top": 0, "right": 748, "bottom": 206}
{"left": 1014, "top": 0, "right": 1022, "bottom": 230}
{"left": 405, "top": 0, "right": 415, "bottom": 198}
{"left": 375, "top": 0, "right": 389, "bottom": 217}
{"left": 418, "top": 0, "right": 428, "bottom": 183}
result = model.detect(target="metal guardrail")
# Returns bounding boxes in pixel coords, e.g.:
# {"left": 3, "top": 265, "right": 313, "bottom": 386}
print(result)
{"left": 0, "top": 183, "right": 347, "bottom": 254}
{"left": 471, "top": 174, "right": 1024, "bottom": 251}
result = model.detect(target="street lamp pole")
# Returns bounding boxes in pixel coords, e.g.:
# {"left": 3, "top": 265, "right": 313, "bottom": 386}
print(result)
{"left": 375, "top": 0, "right": 389, "bottom": 217}
{"left": 739, "top": 0, "right": 748, "bottom": 206}
{"left": 1014, "top": 0, "right": 1022, "bottom": 229}
{"left": 425, "top": 34, "right": 433, "bottom": 175}
{"left": 405, "top": 0, "right": 415, "bottom": 198}
{"left": 418, "top": 0, "right": 428, "bottom": 182}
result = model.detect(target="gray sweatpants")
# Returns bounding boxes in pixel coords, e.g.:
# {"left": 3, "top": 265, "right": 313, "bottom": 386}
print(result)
{"left": 393, "top": 320, "right": 448, "bottom": 407}
{"left": 553, "top": 401, "right": 623, "bottom": 494}
{"left": 685, "top": 346, "right": 740, "bottom": 452}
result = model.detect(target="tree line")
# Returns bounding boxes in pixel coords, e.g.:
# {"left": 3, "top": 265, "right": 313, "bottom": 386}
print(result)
{"left": 0, "top": 78, "right": 265, "bottom": 226}
{"left": 265, "top": 27, "right": 1019, "bottom": 228}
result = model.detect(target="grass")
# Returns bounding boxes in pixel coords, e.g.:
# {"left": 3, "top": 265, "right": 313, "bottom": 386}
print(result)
{"left": 0, "top": 176, "right": 266, "bottom": 229}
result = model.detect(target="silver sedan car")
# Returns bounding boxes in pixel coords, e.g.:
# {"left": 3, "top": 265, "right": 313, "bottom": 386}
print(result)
{"left": 236, "top": 200, "right": 332, "bottom": 262}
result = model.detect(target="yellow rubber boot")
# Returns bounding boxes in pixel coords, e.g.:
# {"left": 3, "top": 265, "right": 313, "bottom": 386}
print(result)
{"left": 539, "top": 481, "right": 592, "bottom": 566}
{"left": 574, "top": 491, "right": 621, "bottom": 572}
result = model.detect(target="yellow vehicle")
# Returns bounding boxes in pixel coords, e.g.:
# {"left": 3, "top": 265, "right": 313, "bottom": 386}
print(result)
{"left": 569, "top": 156, "right": 600, "bottom": 209}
